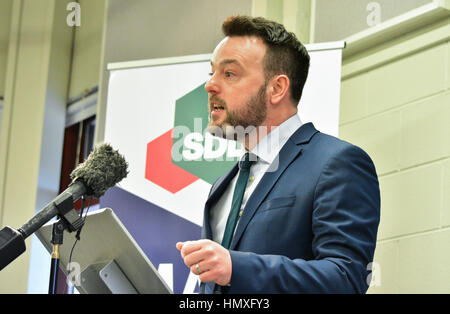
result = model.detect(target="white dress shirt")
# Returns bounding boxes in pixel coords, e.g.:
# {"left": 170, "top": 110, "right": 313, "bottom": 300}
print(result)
{"left": 210, "top": 114, "right": 303, "bottom": 244}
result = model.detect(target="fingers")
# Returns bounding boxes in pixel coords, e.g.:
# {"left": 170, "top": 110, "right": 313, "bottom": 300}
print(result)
{"left": 177, "top": 240, "right": 211, "bottom": 258}
{"left": 183, "top": 248, "right": 205, "bottom": 267}
{"left": 191, "top": 260, "right": 224, "bottom": 283}
{"left": 176, "top": 239, "right": 232, "bottom": 286}
{"left": 190, "top": 261, "right": 208, "bottom": 276}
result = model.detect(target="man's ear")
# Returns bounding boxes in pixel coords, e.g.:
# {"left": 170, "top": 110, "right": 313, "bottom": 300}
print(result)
{"left": 268, "top": 75, "right": 290, "bottom": 105}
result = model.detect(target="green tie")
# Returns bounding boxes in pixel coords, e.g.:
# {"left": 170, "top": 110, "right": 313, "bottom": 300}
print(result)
{"left": 221, "top": 153, "right": 255, "bottom": 249}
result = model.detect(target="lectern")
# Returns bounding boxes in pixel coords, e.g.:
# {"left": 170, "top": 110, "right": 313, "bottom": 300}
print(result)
{"left": 36, "top": 208, "right": 172, "bottom": 294}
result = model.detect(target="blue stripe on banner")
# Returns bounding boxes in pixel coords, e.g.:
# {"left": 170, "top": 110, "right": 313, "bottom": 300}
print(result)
{"left": 100, "top": 186, "right": 201, "bottom": 294}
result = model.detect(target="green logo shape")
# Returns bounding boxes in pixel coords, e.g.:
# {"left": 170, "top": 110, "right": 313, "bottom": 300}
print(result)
{"left": 172, "top": 83, "right": 241, "bottom": 184}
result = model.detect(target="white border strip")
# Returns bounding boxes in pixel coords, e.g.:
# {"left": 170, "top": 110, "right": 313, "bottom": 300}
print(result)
{"left": 107, "top": 41, "right": 346, "bottom": 71}
{"left": 107, "top": 53, "right": 212, "bottom": 71}
{"left": 305, "top": 41, "right": 346, "bottom": 52}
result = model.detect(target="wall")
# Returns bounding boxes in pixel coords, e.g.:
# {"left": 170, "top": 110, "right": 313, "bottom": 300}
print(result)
{"left": 0, "top": 0, "right": 13, "bottom": 133}
{"left": 68, "top": 0, "right": 106, "bottom": 100}
{"left": 313, "top": 0, "right": 431, "bottom": 42}
{"left": 252, "top": 0, "right": 311, "bottom": 43}
{"left": 0, "top": 0, "right": 73, "bottom": 293}
{"left": 339, "top": 13, "right": 450, "bottom": 292}
{"left": 0, "top": 0, "right": 13, "bottom": 98}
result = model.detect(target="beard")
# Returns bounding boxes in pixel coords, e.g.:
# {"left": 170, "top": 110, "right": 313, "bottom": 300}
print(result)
{"left": 207, "top": 82, "right": 268, "bottom": 141}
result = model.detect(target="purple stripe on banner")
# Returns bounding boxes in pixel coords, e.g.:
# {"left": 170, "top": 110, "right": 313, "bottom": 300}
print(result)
{"left": 100, "top": 186, "right": 201, "bottom": 294}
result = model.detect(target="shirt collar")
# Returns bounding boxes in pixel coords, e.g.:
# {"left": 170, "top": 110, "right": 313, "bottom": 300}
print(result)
{"left": 248, "top": 114, "right": 303, "bottom": 165}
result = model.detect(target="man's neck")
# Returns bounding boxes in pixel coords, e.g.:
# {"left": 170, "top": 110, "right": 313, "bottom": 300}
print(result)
{"left": 243, "top": 112, "right": 298, "bottom": 151}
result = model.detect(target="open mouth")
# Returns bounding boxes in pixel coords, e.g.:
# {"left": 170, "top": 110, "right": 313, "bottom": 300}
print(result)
{"left": 211, "top": 103, "right": 225, "bottom": 112}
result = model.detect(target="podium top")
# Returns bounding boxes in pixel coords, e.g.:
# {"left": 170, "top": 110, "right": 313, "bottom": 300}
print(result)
{"left": 36, "top": 207, "right": 172, "bottom": 294}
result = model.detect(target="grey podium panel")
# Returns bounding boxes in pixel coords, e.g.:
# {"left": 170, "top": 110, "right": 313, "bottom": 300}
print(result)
{"left": 36, "top": 207, "right": 172, "bottom": 294}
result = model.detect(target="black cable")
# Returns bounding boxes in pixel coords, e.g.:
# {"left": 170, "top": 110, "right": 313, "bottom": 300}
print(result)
{"left": 66, "top": 196, "right": 93, "bottom": 294}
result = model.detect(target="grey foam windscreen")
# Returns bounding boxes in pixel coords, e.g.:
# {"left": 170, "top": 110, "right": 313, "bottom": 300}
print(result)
{"left": 70, "top": 143, "right": 129, "bottom": 198}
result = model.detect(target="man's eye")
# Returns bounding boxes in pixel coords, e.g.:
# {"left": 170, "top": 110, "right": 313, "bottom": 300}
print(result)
{"left": 225, "top": 71, "right": 235, "bottom": 78}
{"left": 208, "top": 72, "right": 214, "bottom": 76}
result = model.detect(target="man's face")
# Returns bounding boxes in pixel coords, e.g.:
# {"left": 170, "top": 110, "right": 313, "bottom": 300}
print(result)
{"left": 205, "top": 36, "right": 268, "bottom": 138}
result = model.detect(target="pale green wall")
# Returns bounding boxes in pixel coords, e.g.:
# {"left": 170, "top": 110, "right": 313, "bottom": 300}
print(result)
{"left": 252, "top": 0, "right": 312, "bottom": 43}
{"left": 0, "top": 0, "right": 13, "bottom": 97}
{"left": 0, "top": 0, "right": 73, "bottom": 293}
{"left": 68, "top": 0, "right": 106, "bottom": 100}
{"left": 340, "top": 16, "right": 450, "bottom": 293}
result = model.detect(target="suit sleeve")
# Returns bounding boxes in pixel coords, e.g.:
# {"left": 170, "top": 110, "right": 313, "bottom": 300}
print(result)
{"left": 228, "top": 144, "right": 381, "bottom": 293}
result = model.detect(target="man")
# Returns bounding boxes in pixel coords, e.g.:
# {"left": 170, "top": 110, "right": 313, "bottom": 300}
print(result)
{"left": 176, "top": 16, "right": 380, "bottom": 294}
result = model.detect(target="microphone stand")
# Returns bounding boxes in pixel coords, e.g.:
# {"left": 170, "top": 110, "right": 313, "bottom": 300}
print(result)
{"left": 46, "top": 194, "right": 85, "bottom": 294}
{"left": 49, "top": 219, "right": 66, "bottom": 294}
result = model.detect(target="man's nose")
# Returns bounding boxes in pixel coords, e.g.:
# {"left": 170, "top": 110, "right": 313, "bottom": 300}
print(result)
{"left": 205, "top": 76, "right": 219, "bottom": 95}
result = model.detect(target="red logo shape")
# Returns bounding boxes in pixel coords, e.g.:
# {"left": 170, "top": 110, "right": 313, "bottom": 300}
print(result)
{"left": 145, "top": 129, "right": 198, "bottom": 193}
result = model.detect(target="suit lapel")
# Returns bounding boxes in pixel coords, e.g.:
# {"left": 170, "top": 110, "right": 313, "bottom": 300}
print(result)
{"left": 206, "top": 163, "right": 239, "bottom": 206}
{"left": 230, "top": 123, "right": 319, "bottom": 250}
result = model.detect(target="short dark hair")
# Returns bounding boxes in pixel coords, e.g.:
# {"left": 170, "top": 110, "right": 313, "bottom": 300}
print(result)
{"left": 222, "top": 15, "right": 310, "bottom": 105}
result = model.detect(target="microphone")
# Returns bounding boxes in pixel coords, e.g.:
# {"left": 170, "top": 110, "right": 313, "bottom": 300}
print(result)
{"left": 0, "top": 143, "right": 128, "bottom": 271}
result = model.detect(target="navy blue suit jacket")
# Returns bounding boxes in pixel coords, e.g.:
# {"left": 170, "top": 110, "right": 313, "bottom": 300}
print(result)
{"left": 200, "top": 123, "right": 380, "bottom": 294}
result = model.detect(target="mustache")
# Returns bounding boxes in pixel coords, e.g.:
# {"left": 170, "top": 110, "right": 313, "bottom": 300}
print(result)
{"left": 209, "top": 96, "right": 227, "bottom": 108}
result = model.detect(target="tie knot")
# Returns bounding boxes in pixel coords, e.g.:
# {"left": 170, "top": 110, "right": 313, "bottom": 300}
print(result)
{"left": 240, "top": 153, "right": 256, "bottom": 171}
